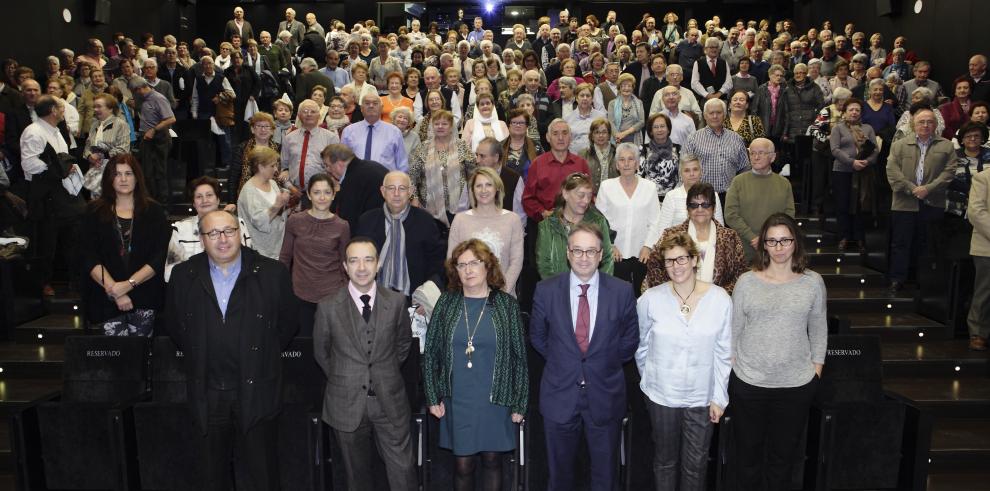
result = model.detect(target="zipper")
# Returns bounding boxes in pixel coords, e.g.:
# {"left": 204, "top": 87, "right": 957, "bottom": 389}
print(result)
{"left": 489, "top": 294, "right": 498, "bottom": 403}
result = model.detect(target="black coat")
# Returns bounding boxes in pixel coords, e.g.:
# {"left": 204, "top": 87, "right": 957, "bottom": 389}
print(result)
{"left": 225, "top": 66, "right": 261, "bottom": 122}
{"left": 166, "top": 247, "right": 298, "bottom": 435}
{"left": 355, "top": 205, "right": 445, "bottom": 293}
{"left": 622, "top": 61, "right": 649, "bottom": 96}
{"left": 331, "top": 157, "right": 388, "bottom": 228}
{"left": 297, "top": 31, "right": 327, "bottom": 67}
{"left": 3, "top": 104, "right": 32, "bottom": 182}
{"left": 294, "top": 71, "right": 335, "bottom": 106}
{"left": 79, "top": 202, "right": 170, "bottom": 323}
{"left": 640, "top": 76, "right": 668, "bottom": 111}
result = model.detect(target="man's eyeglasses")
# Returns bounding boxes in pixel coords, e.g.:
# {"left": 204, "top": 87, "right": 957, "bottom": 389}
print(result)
{"left": 764, "top": 238, "right": 795, "bottom": 248}
{"left": 687, "top": 202, "right": 714, "bottom": 209}
{"left": 568, "top": 248, "right": 602, "bottom": 258}
{"left": 202, "top": 227, "right": 239, "bottom": 240}
{"left": 663, "top": 255, "right": 692, "bottom": 267}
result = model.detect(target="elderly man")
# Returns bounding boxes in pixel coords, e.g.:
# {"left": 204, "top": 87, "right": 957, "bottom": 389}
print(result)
{"left": 675, "top": 28, "right": 704, "bottom": 88}
{"left": 902, "top": 61, "right": 944, "bottom": 102}
{"left": 341, "top": 93, "right": 408, "bottom": 172}
{"left": 724, "top": 138, "right": 796, "bottom": 259}
{"left": 280, "top": 99, "right": 340, "bottom": 195}
{"left": 3, "top": 79, "right": 42, "bottom": 182}
{"left": 76, "top": 38, "right": 107, "bottom": 69}
{"left": 467, "top": 17, "right": 485, "bottom": 46}
{"left": 324, "top": 143, "right": 387, "bottom": 227}
{"left": 592, "top": 62, "right": 621, "bottom": 112}
{"left": 130, "top": 77, "right": 176, "bottom": 204}
{"left": 886, "top": 107, "right": 956, "bottom": 292}
{"left": 684, "top": 99, "right": 750, "bottom": 201}
{"left": 968, "top": 164, "right": 990, "bottom": 350}
{"left": 320, "top": 50, "right": 351, "bottom": 93}
{"left": 166, "top": 210, "right": 297, "bottom": 491}
{"left": 355, "top": 171, "right": 445, "bottom": 296}
{"left": 522, "top": 119, "right": 591, "bottom": 222}
{"left": 653, "top": 86, "right": 696, "bottom": 146}
{"left": 160, "top": 47, "right": 189, "bottom": 117}
{"left": 662, "top": 64, "right": 703, "bottom": 117}
{"left": 691, "top": 37, "right": 732, "bottom": 101}
{"left": 512, "top": 70, "right": 552, "bottom": 140}
{"left": 258, "top": 31, "right": 289, "bottom": 74}
{"left": 278, "top": 8, "right": 306, "bottom": 54}
{"left": 720, "top": 28, "right": 747, "bottom": 71}
{"left": 476, "top": 136, "right": 526, "bottom": 227}
{"left": 295, "top": 57, "right": 334, "bottom": 103}
{"left": 139, "top": 58, "right": 176, "bottom": 109}
{"left": 298, "top": 25, "right": 328, "bottom": 68}
{"left": 223, "top": 6, "right": 254, "bottom": 42}
{"left": 541, "top": 28, "right": 562, "bottom": 70}
{"left": 967, "top": 54, "right": 990, "bottom": 103}
{"left": 304, "top": 13, "right": 325, "bottom": 38}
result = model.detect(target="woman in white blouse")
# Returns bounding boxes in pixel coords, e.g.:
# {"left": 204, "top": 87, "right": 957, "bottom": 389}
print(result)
{"left": 635, "top": 231, "right": 732, "bottom": 491}
{"left": 461, "top": 93, "right": 508, "bottom": 152}
{"left": 237, "top": 147, "right": 289, "bottom": 259}
{"left": 657, "top": 155, "right": 724, "bottom": 232}
{"left": 596, "top": 142, "right": 663, "bottom": 295}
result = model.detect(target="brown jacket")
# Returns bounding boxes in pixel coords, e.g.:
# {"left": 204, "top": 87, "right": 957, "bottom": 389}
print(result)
{"left": 969, "top": 169, "right": 990, "bottom": 257}
{"left": 643, "top": 220, "right": 749, "bottom": 295}
{"left": 886, "top": 134, "right": 956, "bottom": 211}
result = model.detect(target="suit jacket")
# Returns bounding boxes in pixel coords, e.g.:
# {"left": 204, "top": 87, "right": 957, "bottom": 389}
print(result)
{"left": 331, "top": 158, "right": 388, "bottom": 227}
{"left": 278, "top": 19, "right": 307, "bottom": 52}
{"left": 886, "top": 135, "right": 957, "bottom": 211}
{"left": 3, "top": 104, "right": 32, "bottom": 183}
{"left": 295, "top": 71, "right": 335, "bottom": 105}
{"left": 166, "top": 248, "right": 298, "bottom": 435}
{"left": 969, "top": 169, "right": 990, "bottom": 257}
{"left": 622, "top": 61, "right": 648, "bottom": 95}
{"left": 355, "top": 205, "right": 446, "bottom": 294}
{"left": 297, "top": 31, "right": 327, "bottom": 68}
{"left": 314, "top": 284, "right": 412, "bottom": 431}
{"left": 223, "top": 19, "right": 255, "bottom": 42}
{"left": 529, "top": 272, "right": 639, "bottom": 425}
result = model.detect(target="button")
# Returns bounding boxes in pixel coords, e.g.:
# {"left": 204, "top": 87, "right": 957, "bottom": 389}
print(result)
{"left": 367, "top": 340, "right": 372, "bottom": 344}
{"left": 362, "top": 385, "right": 367, "bottom": 390}
{"left": 247, "top": 379, "right": 254, "bottom": 384}
{"left": 250, "top": 346, "right": 259, "bottom": 351}
{"left": 367, "top": 350, "right": 371, "bottom": 355}
{"left": 368, "top": 363, "right": 372, "bottom": 367}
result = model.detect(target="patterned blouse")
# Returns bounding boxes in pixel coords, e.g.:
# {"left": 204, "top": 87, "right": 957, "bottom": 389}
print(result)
{"left": 408, "top": 138, "right": 477, "bottom": 214}
{"left": 728, "top": 115, "right": 767, "bottom": 147}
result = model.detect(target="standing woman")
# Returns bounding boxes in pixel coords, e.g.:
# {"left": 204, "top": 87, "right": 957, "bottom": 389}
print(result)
{"left": 657, "top": 156, "right": 725, "bottom": 232}
{"left": 501, "top": 108, "right": 542, "bottom": 180}
{"left": 343, "top": 61, "right": 378, "bottom": 105}
{"left": 237, "top": 146, "right": 290, "bottom": 259}
{"left": 80, "top": 154, "right": 169, "bottom": 336}
{"left": 641, "top": 113, "right": 681, "bottom": 201}
{"left": 564, "top": 83, "right": 607, "bottom": 155}
{"left": 231, "top": 112, "right": 281, "bottom": 201}
{"left": 391, "top": 106, "right": 421, "bottom": 157}
{"left": 279, "top": 173, "right": 350, "bottom": 337}
{"left": 579, "top": 118, "right": 618, "bottom": 192}
{"left": 536, "top": 172, "right": 615, "bottom": 279}
{"left": 609, "top": 73, "right": 645, "bottom": 145}
{"left": 597, "top": 142, "right": 663, "bottom": 295}
{"left": 408, "top": 109, "right": 476, "bottom": 227}
{"left": 730, "top": 213, "right": 828, "bottom": 491}
{"left": 830, "top": 97, "right": 880, "bottom": 252}
{"left": 447, "top": 168, "right": 525, "bottom": 294}
{"left": 727, "top": 90, "right": 766, "bottom": 147}
{"left": 461, "top": 92, "right": 508, "bottom": 152}
{"left": 636, "top": 232, "right": 732, "bottom": 490}
{"left": 82, "top": 93, "right": 131, "bottom": 198}
{"left": 381, "top": 72, "right": 414, "bottom": 124}
{"left": 423, "top": 239, "right": 528, "bottom": 491}
{"left": 940, "top": 77, "right": 974, "bottom": 140}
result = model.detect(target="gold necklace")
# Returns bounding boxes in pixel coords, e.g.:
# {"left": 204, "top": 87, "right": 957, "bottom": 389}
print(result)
{"left": 462, "top": 293, "right": 488, "bottom": 368}
{"left": 672, "top": 280, "right": 697, "bottom": 316}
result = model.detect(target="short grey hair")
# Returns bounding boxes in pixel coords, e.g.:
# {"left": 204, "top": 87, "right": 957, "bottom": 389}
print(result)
{"left": 615, "top": 142, "right": 639, "bottom": 160}
{"left": 868, "top": 78, "right": 886, "bottom": 90}
{"left": 851, "top": 53, "right": 869, "bottom": 64}
{"left": 558, "top": 77, "right": 577, "bottom": 91}
{"left": 703, "top": 98, "right": 727, "bottom": 113}
{"left": 704, "top": 37, "right": 721, "bottom": 49}
{"left": 143, "top": 57, "right": 158, "bottom": 68}
{"left": 300, "top": 57, "right": 318, "bottom": 70}
{"left": 912, "top": 86, "right": 934, "bottom": 103}
{"left": 127, "top": 77, "right": 150, "bottom": 90}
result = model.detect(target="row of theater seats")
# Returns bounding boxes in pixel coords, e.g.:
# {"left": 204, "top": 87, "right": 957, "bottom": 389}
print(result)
{"left": 10, "top": 334, "right": 930, "bottom": 490}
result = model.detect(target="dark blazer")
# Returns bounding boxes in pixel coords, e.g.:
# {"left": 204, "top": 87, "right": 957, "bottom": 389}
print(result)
{"left": 166, "top": 247, "right": 298, "bottom": 435}
{"left": 295, "top": 70, "right": 335, "bottom": 105}
{"left": 529, "top": 272, "right": 639, "bottom": 425}
{"left": 331, "top": 158, "right": 388, "bottom": 228}
{"left": 355, "top": 205, "right": 446, "bottom": 293}
{"left": 549, "top": 99, "right": 578, "bottom": 122}
{"left": 225, "top": 66, "right": 261, "bottom": 123}
{"left": 297, "top": 31, "right": 327, "bottom": 67}
{"left": 314, "top": 284, "right": 412, "bottom": 431}
{"left": 639, "top": 76, "right": 668, "bottom": 112}
{"left": 622, "top": 61, "right": 648, "bottom": 95}
{"left": 3, "top": 104, "right": 32, "bottom": 182}
{"left": 969, "top": 75, "right": 990, "bottom": 104}
{"left": 79, "top": 202, "right": 170, "bottom": 323}
{"left": 161, "top": 64, "right": 190, "bottom": 113}
{"left": 223, "top": 19, "right": 255, "bottom": 42}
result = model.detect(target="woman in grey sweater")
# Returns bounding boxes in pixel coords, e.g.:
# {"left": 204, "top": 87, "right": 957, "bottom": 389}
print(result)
{"left": 829, "top": 98, "right": 879, "bottom": 252}
{"left": 729, "top": 212, "right": 828, "bottom": 491}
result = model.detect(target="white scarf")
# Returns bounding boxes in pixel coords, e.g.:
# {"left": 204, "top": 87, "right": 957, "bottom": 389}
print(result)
{"left": 687, "top": 220, "right": 717, "bottom": 283}
{"left": 470, "top": 109, "right": 506, "bottom": 151}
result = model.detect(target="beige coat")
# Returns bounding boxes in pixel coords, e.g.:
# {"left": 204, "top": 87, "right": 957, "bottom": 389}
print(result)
{"left": 886, "top": 134, "right": 956, "bottom": 211}
{"left": 969, "top": 169, "right": 990, "bottom": 257}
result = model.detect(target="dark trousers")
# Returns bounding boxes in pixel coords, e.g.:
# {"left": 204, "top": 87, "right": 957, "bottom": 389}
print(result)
{"left": 204, "top": 389, "right": 279, "bottom": 491}
{"left": 968, "top": 255, "right": 990, "bottom": 338}
{"left": 297, "top": 300, "right": 317, "bottom": 338}
{"left": 332, "top": 395, "right": 417, "bottom": 491}
{"left": 543, "top": 390, "right": 621, "bottom": 491}
{"left": 139, "top": 131, "right": 172, "bottom": 204}
{"left": 729, "top": 371, "right": 818, "bottom": 491}
{"left": 645, "top": 398, "right": 712, "bottom": 491}
{"left": 33, "top": 214, "right": 80, "bottom": 287}
{"left": 810, "top": 150, "right": 831, "bottom": 212}
{"left": 613, "top": 257, "right": 647, "bottom": 298}
{"left": 830, "top": 171, "right": 864, "bottom": 242}
{"left": 888, "top": 202, "right": 943, "bottom": 283}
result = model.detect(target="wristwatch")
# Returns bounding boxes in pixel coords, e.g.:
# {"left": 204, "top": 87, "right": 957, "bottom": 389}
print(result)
{"left": 128, "top": 278, "right": 138, "bottom": 288}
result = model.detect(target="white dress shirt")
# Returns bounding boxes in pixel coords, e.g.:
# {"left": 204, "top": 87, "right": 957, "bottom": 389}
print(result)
{"left": 568, "top": 270, "right": 600, "bottom": 341}
{"left": 660, "top": 108, "right": 696, "bottom": 147}
{"left": 20, "top": 119, "right": 68, "bottom": 181}
{"left": 596, "top": 176, "right": 663, "bottom": 258}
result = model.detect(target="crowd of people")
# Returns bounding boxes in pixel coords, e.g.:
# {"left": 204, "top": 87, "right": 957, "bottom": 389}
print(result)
{"left": 1, "top": 5, "right": 989, "bottom": 490}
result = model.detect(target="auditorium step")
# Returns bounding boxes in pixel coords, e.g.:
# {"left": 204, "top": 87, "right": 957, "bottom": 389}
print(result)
{"left": 881, "top": 340, "right": 990, "bottom": 377}
{"left": 812, "top": 263, "right": 887, "bottom": 288}
{"left": 827, "top": 287, "right": 915, "bottom": 314}
{"left": 806, "top": 245, "right": 867, "bottom": 267}
{"left": 884, "top": 375, "right": 990, "bottom": 418}
{"left": 14, "top": 315, "right": 93, "bottom": 345}
{"left": 0, "top": 378, "right": 62, "bottom": 419}
{"left": 927, "top": 471, "right": 990, "bottom": 491}
{"left": 841, "top": 312, "right": 951, "bottom": 341}
{"left": 928, "top": 418, "right": 990, "bottom": 472}
{"left": 0, "top": 344, "right": 64, "bottom": 379}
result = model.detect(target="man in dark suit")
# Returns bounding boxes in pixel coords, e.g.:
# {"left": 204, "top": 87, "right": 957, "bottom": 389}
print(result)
{"left": 166, "top": 210, "right": 298, "bottom": 490}
{"left": 313, "top": 237, "right": 417, "bottom": 491}
{"left": 223, "top": 6, "right": 254, "bottom": 42}
{"left": 622, "top": 42, "right": 654, "bottom": 97}
{"left": 530, "top": 222, "right": 639, "bottom": 491}
{"left": 294, "top": 57, "right": 334, "bottom": 106}
{"left": 967, "top": 54, "right": 990, "bottom": 104}
{"left": 355, "top": 171, "right": 445, "bottom": 296}
{"left": 325, "top": 144, "right": 387, "bottom": 228}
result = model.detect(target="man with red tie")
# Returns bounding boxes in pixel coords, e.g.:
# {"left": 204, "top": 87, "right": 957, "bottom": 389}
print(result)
{"left": 279, "top": 99, "right": 340, "bottom": 206}
{"left": 529, "top": 223, "right": 640, "bottom": 491}
{"left": 690, "top": 37, "right": 732, "bottom": 102}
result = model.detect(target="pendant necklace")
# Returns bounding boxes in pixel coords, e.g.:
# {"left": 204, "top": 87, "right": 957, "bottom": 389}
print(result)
{"left": 462, "top": 294, "right": 488, "bottom": 368}
{"left": 673, "top": 281, "right": 697, "bottom": 316}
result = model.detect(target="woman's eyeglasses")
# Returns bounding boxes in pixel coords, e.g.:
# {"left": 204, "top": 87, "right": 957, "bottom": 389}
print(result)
{"left": 764, "top": 238, "right": 795, "bottom": 248}
{"left": 687, "top": 202, "right": 714, "bottom": 209}
{"left": 663, "top": 255, "right": 692, "bottom": 267}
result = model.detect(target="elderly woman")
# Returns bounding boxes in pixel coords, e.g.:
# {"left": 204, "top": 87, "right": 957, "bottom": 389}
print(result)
{"left": 403, "top": 67, "right": 423, "bottom": 116}
{"left": 417, "top": 89, "right": 446, "bottom": 141}
{"left": 808, "top": 58, "right": 834, "bottom": 105}
{"left": 807, "top": 87, "right": 854, "bottom": 213}
{"left": 949, "top": 122, "right": 990, "bottom": 218}
{"left": 731, "top": 58, "right": 759, "bottom": 98}
{"left": 578, "top": 118, "right": 618, "bottom": 192}
{"left": 536, "top": 172, "right": 615, "bottom": 279}
{"left": 462, "top": 92, "right": 508, "bottom": 152}
{"left": 342, "top": 60, "right": 378, "bottom": 105}
{"left": 271, "top": 99, "right": 295, "bottom": 145}
{"left": 485, "top": 57, "right": 508, "bottom": 95}
{"left": 231, "top": 112, "right": 282, "bottom": 201}
{"left": 862, "top": 79, "right": 898, "bottom": 143}
{"left": 80, "top": 154, "right": 169, "bottom": 336}
{"left": 782, "top": 63, "right": 825, "bottom": 143}
{"left": 499, "top": 68, "right": 523, "bottom": 115}
{"left": 237, "top": 146, "right": 290, "bottom": 259}
{"left": 636, "top": 231, "right": 732, "bottom": 491}
{"left": 597, "top": 142, "right": 663, "bottom": 294}
{"left": 325, "top": 96, "right": 351, "bottom": 136}
{"left": 609, "top": 73, "right": 645, "bottom": 145}
{"left": 894, "top": 88, "right": 946, "bottom": 141}
{"left": 391, "top": 106, "right": 421, "bottom": 157}
{"left": 279, "top": 173, "right": 350, "bottom": 337}
{"left": 46, "top": 78, "right": 79, "bottom": 136}
{"left": 409, "top": 109, "right": 477, "bottom": 226}
{"left": 849, "top": 54, "right": 869, "bottom": 83}
{"left": 727, "top": 90, "right": 766, "bottom": 147}
{"left": 831, "top": 97, "right": 880, "bottom": 252}
{"left": 369, "top": 39, "right": 404, "bottom": 92}
{"left": 940, "top": 77, "right": 974, "bottom": 140}
{"left": 447, "top": 168, "right": 525, "bottom": 294}
{"left": 658, "top": 156, "right": 725, "bottom": 232}
{"left": 547, "top": 58, "right": 590, "bottom": 101}
{"left": 752, "top": 64, "right": 789, "bottom": 141}
{"left": 868, "top": 33, "right": 886, "bottom": 67}
{"left": 463, "top": 78, "right": 496, "bottom": 122}
{"left": 730, "top": 213, "right": 827, "bottom": 491}
{"left": 381, "top": 71, "right": 414, "bottom": 125}
{"left": 829, "top": 60, "right": 858, "bottom": 92}
{"left": 564, "top": 83, "right": 607, "bottom": 155}
{"left": 646, "top": 182, "right": 747, "bottom": 294}
{"left": 165, "top": 176, "right": 251, "bottom": 281}
{"left": 640, "top": 113, "right": 681, "bottom": 200}
{"left": 423, "top": 239, "right": 528, "bottom": 491}
{"left": 511, "top": 93, "right": 543, "bottom": 147}
{"left": 81, "top": 93, "right": 131, "bottom": 197}
{"left": 502, "top": 108, "right": 542, "bottom": 180}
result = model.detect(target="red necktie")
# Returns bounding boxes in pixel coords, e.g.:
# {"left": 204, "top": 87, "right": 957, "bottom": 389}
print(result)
{"left": 298, "top": 130, "right": 310, "bottom": 189}
{"left": 576, "top": 284, "right": 590, "bottom": 354}
{"left": 710, "top": 58, "right": 717, "bottom": 75}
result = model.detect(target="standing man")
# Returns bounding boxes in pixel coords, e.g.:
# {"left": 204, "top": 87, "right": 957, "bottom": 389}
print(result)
{"left": 323, "top": 143, "right": 387, "bottom": 227}
{"left": 467, "top": 17, "right": 485, "bottom": 47}
{"left": 279, "top": 99, "right": 340, "bottom": 195}
{"left": 521, "top": 119, "right": 590, "bottom": 223}
{"left": 258, "top": 31, "right": 288, "bottom": 75}
{"left": 130, "top": 77, "right": 176, "bottom": 205}
{"left": 968, "top": 164, "right": 990, "bottom": 350}
{"left": 314, "top": 237, "right": 417, "bottom": 491}
{"left": 724, "top": 138, "right": 796, "bottom": 260}
{"left": 691, "top": 38, "right": 732, "bottom": 102}
{"left": 224, "top": 6, "right": 255, "bottom": 42}
{"left": 341, "top": 93, "right": 408, "bottom": 172}
{"left": 166, "top": 210, "right": 298, "bottom": 490}
{"left": 530, "top": 223, "right": 639, "bottom": 491}
{"left": 684, "top": 99, "right": 750, "bottom": 204}
{"left": 967, "top": 54, "right": 990, "bottom": 103}
{"left": 278, "top": 8, "right": 306, "bottom": 55}
{"left": 886, "top": 107, "right": 956, "bottom": 292}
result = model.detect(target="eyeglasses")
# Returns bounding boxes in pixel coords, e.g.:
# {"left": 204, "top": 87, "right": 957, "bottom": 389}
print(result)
{"left": 383, "top": 185, "right": 410, "bottom": 193}
{"left": 764, "top": 238, "right": 795, "bottom": 248}
{"left": 568, "top": 248, "right": 602, "bottom": 258}
{"left": 455, "top": 259, "right": 484, "bottom": 271}
{"left": 663, "top": 255, "right": 692, "bottom": 267}
{"left": 253, "top": 124, "right": 272, "bottom": 130}
{"left": 509, "top": 120, "right": 528, "bottom": 126}
{"left": 687, "top": 202, "right": 714, "bottom": 209}
{"left": 202, "top": 227, "right": 239, "bottom": 240}
{"left": 749, "top": 150, "right": 775, "bottom": 157}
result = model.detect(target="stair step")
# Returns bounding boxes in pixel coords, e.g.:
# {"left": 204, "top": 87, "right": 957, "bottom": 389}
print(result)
{"left": 806, "top": 245, "right": 867, "bottom": 267}
{"left": 14, "top": 315, "right": 93, "bottom": 344}
{"left": 0, "top": 378, "right": 62, "bottom": 418}
{"left": 927, "top": 471, "right": 990, "bottom": 491}
{"left": 0, "top": 344, "right": 65, "bottom": 379}
{"left": 41, "top": 291, "right": 83, "bottom": 316}
{"left": 929, "top": 419, "right": 990, "bottom": 471}
{"left": 884, "top": 376, "right": 990, "bottom": 418}
{"left": 827, "top": 287, "right": 915, "bottom": 313}
{"left": 812, "top": 264, "right": 886, "bottom": 288}
{"left": 881, "top": 340, "right": 990, "bottom": 377}
{"left": 841, "top": 312, "right": 951, "bottom": 341}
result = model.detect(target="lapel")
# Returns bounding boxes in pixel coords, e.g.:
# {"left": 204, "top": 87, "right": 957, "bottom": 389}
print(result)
{"left": 369, "top": 284, "right": 392, "bottom": 348}
{"left": 587, "top": 274, "right": 608, "bottom": 355}
{"left": 336, "top": 286, "right": 367, "bottom": 357}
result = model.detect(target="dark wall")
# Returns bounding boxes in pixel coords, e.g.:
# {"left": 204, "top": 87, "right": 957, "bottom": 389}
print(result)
{"left": 0, "top": 0, "right": 187, "bottom": 76}
{"left": 794, "top": 0, "right": 988, "bottom": 91}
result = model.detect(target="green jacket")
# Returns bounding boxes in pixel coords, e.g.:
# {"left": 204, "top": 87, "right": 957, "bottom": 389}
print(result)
{"left": 536, "top": 206, "right": 615, "bottom": 279}
{"left": 422, "top": 290, "right": 529, "bottom": 414}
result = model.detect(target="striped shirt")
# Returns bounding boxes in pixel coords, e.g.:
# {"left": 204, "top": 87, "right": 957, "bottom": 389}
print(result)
{"left": 684, "top": 126, "right": 750, "bottom": 193}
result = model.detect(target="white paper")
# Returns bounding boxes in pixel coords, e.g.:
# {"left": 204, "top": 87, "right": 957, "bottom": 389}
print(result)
{"left": 61, "top": 165, "right": 84, "bottom": 196}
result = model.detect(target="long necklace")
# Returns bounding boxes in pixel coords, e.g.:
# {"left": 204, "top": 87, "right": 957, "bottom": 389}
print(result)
{"left": 113, "top": 206, "right": 133, "bottom": 257}
{"left": 462, "top": 294, "right": 488, "bottom": 369}
{"left": 672, "top": 280, "right": 697, "bottom": 316}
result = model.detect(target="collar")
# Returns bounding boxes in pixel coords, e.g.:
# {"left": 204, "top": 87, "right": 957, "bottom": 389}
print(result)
{"left": 915, "top": 135, "right": 934, "bottom": 146}
{"left": 37, "top": 118, "right": 60, "bottom": 134}
{"left": 208, "top": 251, "right": 242, "bottom": 277}
{"left": 569, "top": 270, "right": 600, "bottom": 289}
{"left": 348, "top": 281, "right": 377, "bottom": 303}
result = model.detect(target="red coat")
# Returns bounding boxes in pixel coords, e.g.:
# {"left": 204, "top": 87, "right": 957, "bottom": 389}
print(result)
{"left": 939, "top": 99, "right": 969, "bottom": 140}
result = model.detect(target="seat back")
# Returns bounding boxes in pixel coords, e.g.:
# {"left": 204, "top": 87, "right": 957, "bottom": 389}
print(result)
{"left": 61, "top": 335, "right": 149, "bottom": 402}
{"left": 281, "top": 337, "right": 326, "bottom": 407}
{"left": 151, "top": 336, "right": 188, "bottom": 403}
{"left": 817, "top": 335, "right": 884, "bottom": 403}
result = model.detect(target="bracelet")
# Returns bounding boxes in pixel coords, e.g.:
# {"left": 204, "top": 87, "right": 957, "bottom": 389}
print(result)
{"left": 128, "top": 278, "right": 137, "bottom": 288}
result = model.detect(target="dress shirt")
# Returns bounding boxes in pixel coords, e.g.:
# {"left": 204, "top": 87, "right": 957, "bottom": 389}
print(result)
{"left": 348, "top": 281, "right": 377, "bottom": 313}
{"left": 209, "top": 253, "right": 242, "bottom": 319}
{"left": 916, "top": 136, "right": 931, "bottom": 185}
{"left": 20, "top": 119, "right": 68, "bottom": 181}
{"left": 660, "top": 108, "right": 696, "bottom": 146}
{"left": 521, "top": 151, "right": 591, "bottom": 220}
{"left": 569, "top": 271, "right": 600, "bottom": 341}
{"left": 319, "top": 67, "right": 351, "bottom": 92}
{"left": 467, "top": 29, "right": 485, "bottom": 46}
{"left": 340, "top": 120, "right": 408, "bottom": 172}
{"left": 596, "top": 176, "right": 663, "bottom": 258}
{"left": 635, "top": 284, "right": 732, "bottom": 409}
{"left": 280, "top": 126, "right": 340, "bottom": 188}
{"left": 684, "top": 126, "right": 750, "bottom": 193}
{"left": 138, "top": 90, "right": 175, "bottom": 133}
{"left": 691, "top": 57, "right": 733, "bottom": 98}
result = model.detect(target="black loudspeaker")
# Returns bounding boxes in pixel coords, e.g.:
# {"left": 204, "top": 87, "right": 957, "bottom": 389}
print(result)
{"left": 86, "top": 0, "right": 112, "bottom": 24}
{"left": 877, "top": 0, "right": 901, "bottom": 16}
